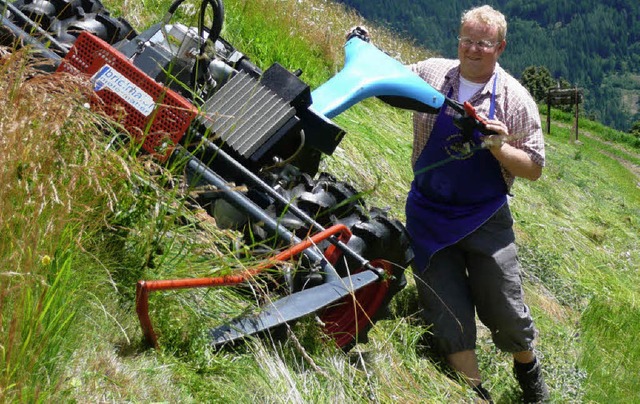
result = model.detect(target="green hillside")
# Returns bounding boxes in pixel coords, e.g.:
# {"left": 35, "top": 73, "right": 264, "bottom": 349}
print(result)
{"left": 2, "top": 0, "right": 639, "bottom": 402}
{"left": 336, "top": 0, "right": 640, "bottom": 132}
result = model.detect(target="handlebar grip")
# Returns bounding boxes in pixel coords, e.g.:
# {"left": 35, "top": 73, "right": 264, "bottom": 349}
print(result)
{"left": 463, "top": 101, "right": 496, "bottom": 135}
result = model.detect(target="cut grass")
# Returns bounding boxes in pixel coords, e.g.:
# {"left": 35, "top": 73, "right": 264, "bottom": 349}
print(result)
{"left": 3, "top": 0, "right": 640, "bottom": 402}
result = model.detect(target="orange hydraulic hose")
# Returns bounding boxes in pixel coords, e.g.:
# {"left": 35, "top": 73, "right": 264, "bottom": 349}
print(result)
{"left": 136, "top": 223, "right": 352, "bottom": 348}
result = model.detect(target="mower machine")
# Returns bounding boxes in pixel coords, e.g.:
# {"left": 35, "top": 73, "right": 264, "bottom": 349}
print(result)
{"left": 1, "top": 0, "right": 490, "bottom": 349}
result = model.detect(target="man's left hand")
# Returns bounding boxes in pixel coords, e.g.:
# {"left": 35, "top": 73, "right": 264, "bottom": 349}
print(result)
{"left": 480, "top": 118, "right": 509, "bottom": 149}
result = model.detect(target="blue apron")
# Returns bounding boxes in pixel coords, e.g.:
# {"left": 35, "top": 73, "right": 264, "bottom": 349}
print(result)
{"left": 406, "top": 75, "right": 507, "bottom": 272}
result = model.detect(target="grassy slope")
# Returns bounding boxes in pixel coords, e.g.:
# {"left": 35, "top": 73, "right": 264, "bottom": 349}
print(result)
{"left": 2, "top": 0, "right": 640, "bottom": 402}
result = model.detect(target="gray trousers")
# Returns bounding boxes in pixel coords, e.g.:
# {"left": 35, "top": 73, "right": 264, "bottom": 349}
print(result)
{"left": 413, "top": 203, "right": 537, "bottom": 355}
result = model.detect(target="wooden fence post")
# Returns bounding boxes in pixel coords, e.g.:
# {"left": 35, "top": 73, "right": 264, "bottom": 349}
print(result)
{"left": 547, "top": 89, "right": 552, "bottom": 135}
{"left": 546, "top": 87, "right": 583, "bottom": 142}
{"left": 574, "top": 87, "right": 579, "bottom": 142}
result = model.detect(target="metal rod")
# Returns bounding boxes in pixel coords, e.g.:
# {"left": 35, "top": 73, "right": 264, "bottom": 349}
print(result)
{"left": 136, "top": 223, "right": 352, "bottom": 347}
{"left": 1, "top": 13, "right": 62, "bottom": 64}
{"left": 175, "top": 146, "right": 342, "bottom": 283}
{"left": 195, "top": 137, "right": 382, "bottom": 276}
{"left": 1, "top": 0, "right": 68, "bottom": 55}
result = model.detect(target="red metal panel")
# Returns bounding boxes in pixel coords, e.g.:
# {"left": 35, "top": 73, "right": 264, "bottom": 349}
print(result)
{"left": 57, "top": 32, "right": 197, "bottom": 161}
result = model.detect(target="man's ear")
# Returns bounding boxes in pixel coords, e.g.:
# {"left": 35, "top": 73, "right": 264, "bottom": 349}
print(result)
{"left": 497, "top": 40, "right": 507, "bottom": 55}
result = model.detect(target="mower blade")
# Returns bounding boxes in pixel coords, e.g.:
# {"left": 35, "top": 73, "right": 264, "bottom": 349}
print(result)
{"left": 210, "top": 269, "right": 379, "bottom": 346}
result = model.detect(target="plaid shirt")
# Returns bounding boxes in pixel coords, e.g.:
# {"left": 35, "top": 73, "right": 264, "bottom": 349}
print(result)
{"left": 409, "top": 58, "right": 545, "bottom": 191}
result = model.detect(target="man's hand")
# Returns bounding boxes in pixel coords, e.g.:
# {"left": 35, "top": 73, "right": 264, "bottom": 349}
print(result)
{"left": 481, "top": 134, "right": 506, "bottom": 149}
{"left": 477, "top": 116, "right": 542, "bottom": 181}
{"left": 478, "top": 117, "right": 509, "bottom": 150}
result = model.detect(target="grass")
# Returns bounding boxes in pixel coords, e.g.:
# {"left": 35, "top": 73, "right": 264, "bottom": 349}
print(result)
{"left": 509, "top": 122, "right": 640, "bottom": 402}
{"left": 0, "top": 48, "right": 137, "bottom": 401}
{"left": 2, "top": 0, "right": 640, "bottom": 402}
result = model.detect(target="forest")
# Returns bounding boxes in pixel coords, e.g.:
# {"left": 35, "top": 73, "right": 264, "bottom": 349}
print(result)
{"left": 335, "top": 0, "right": 640, "bottom": 131}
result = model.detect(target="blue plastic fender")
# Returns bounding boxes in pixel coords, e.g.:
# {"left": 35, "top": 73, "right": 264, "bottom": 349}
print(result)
{"left": 310, "top": 37, "right": 446, "bottom": 119}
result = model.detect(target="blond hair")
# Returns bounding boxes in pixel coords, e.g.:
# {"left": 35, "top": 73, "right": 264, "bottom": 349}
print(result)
{"left": 461, "top": 5, "right": 507, "bottom": 41}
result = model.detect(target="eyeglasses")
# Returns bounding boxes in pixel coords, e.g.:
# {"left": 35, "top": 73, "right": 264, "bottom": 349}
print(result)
{"left": 457, "top": 36, "right": 501, "bottom": 51}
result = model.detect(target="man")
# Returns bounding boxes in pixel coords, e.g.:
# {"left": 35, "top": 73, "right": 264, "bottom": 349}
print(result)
{"left": 405, "top": 5, "right": 549, "bottom": 403}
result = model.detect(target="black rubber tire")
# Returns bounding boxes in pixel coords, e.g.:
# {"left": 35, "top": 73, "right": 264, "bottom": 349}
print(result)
{"left": 248, "top": 171, "right": 412, "bottom": 350}
{"left": 317, "top": 207, "right": 411, "bottom": 350}
{"left": 9, "top": 0, "right": 135, "bottom": 50}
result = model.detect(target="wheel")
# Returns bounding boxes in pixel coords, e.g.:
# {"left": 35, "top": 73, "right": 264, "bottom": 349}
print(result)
{"left": 9, "top": 0, "right": 135, "bottom": 50}
{"left": 244, "top": 171, "right": 412, "bottom": 350}
{"left": 318, "top": 209, "right": 411, "bottom": 350}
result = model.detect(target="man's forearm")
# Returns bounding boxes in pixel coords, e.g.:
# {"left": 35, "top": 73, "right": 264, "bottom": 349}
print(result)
{"left": 488, "top": 143, "right": 542, "bottom": 181}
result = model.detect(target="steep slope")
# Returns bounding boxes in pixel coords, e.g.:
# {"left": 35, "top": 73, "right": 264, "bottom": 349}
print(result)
{"left": 2, "top": 0, "right": 639, "bottom": 402}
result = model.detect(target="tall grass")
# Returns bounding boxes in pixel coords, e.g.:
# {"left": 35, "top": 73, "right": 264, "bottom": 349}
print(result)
{"left": 581, "top": 298, "right": 640, "bottom": 402}
{"left": 3, "top": 0, "right": 640, "bottom": 402}
{"left": 0, "top": 48, "right": 135, "bottom": 400}
{"left": 548, "top": 107, "right": 640, "bottom": 150}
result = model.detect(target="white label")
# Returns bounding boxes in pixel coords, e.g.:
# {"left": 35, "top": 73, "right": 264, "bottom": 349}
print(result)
{"left": 91, "top": 64, "right": 156, "bottom": 117}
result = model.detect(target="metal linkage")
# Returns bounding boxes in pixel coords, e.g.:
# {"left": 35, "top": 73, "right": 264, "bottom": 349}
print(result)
{"left": 0, "top": 0, "right": 63, "bottom": 63}
{"left": 136, "top": 223, "right": 353, "bottom": 348}
{"left": 194, "top": 136, "right": 387, "bottom": 279}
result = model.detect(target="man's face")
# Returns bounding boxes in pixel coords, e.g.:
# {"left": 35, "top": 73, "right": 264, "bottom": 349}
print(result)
{"left": 458, "top": 21, "right": 505, "bottom": 83}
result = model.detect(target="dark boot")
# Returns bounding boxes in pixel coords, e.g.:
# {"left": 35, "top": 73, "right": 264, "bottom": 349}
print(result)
{"left": 514, "top": 358, "right": 550, "bottom": 403}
